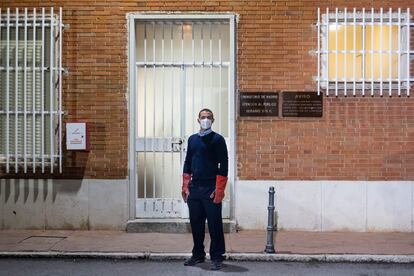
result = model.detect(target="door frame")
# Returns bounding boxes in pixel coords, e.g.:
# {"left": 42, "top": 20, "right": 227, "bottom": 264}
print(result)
{"left": 127, "top": 13, "right": 237, "bottom": 220}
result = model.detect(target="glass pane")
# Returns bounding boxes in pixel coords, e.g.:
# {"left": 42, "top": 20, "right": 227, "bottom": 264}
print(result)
{"left": 365, "top": 25, "right": 399, "bottom": 79}
{"left": 328, "top": 24, "right": 400, "bottom": 81}
{"left": 136, "top": 23, "right": 185, "bottom": 63}
{"left": 137, "top": 152, "right": 181, "bottom": 198}
{"left": 0, "top": 115, "right": 4, "bottom": 154}
{"left": 2, "top": 28, "right": 50, "bottom": 67}
{"left": 328, "top": 25, "right": 363, "bottom": 80}
{"left": 0, "top": 71, "right": 5, "bottom": 111}
{"left": 136, "top": 67, "right": 181, "bottom": 138}
{"left": 43, "top": 114, "right": 51, "bottom": 155}
{"left": 135, "top": 23, "right": 145, "bottom": 62}
{"left": 214, "top": 23, "right": 230, "bottom": 62}
{"left": 184, "top": 67, "right": 228, "bottom": 137}
{"left": 0, "top": 26, "right": 51, "bottom": 157}
{"left": 136, "top": 21, "right": 230, "bottom": 64}
{"left": 24, "top": 114, "right": 42, "bottom": 156}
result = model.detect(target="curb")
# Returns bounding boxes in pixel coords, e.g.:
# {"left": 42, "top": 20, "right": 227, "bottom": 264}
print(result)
{"left": 227, "top": 253, "right": 414, "bottom": 264}
{"left": 0, "top": 252, "right": 148, "bottom": 259}
{"left": 1, "top": 252, "right": 414, "bottom": 263}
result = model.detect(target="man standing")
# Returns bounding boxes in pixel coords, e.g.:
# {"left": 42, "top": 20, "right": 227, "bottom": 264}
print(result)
{"left": 182, "top": 108, "right": 228, "bottom": 271}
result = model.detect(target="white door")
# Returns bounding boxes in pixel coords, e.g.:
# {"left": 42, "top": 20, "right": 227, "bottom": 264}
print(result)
{"left": 133, "top": 16, "right": 235, "bottom": 218}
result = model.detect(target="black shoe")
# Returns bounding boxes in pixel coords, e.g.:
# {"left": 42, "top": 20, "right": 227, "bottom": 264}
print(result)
{"left": 184, "top": 257, "right": 205, "bottom": 266}
{"left": 210, "top": 260, "right": 223, "bottom": 271}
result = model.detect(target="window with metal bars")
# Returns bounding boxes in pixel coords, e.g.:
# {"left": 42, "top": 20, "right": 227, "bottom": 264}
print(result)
{"left": 316, "top": 8, "right": 412, "bottom": 96}
{"left": 0, "top": 7, "right": 64, "bottom": 174}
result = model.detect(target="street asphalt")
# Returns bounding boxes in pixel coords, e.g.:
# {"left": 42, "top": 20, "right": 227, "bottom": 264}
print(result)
{"left": 1, "top": 258, "right": 414, "bottom": 276}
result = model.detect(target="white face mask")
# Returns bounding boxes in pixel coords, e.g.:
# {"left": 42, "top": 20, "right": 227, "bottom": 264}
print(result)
{"left": 199, "top": 118, "right": 212, "bottom": 130}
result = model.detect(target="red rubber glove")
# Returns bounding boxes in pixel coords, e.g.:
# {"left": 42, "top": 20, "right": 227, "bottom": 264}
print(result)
{"left": 182, "top": 173, "right": 191, "bottom": 203}
{"left": 211, "top": 175, "right": 227, "bottom": 204}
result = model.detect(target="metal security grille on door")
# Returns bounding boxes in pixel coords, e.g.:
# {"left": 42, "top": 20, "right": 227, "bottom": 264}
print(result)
{"left": 134, "top": 18, "right": 233, "bottom": 218}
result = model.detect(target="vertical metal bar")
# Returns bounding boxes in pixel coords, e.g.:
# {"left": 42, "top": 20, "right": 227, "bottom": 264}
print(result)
{"left": 228, "top": 15, "right": 236, "bottom": 219}
{"left": 58, "top": 7, "right": 62, "bottom": 173}
{"left": 380, "top": 8, "right": 383, "bottom": 96}
{"left": 170, "top": 23, "right": 174, "bottom": 198}
{"left": 23, "top": 8, "right": 28, "bottom": 173}
{"left": 161, "top": 22, "right": 165, "bottom": 198}
{"left": 128, "top": 14, "right": 137, "bottom": 218}
{"left": 389, "top": 8, "right": 392, "bottom": 97}
{"left": 371, "top": 8, "right": 374, "bottom": 96}
{"left": 344, "top": 8, "right": 347, "bottom": 96}
{"left": 219, "top": 23, "right": 222, "bottom": 131}
{"left": 201, "top": 23, "right": 204, "bottom": 106}
{"left": 6, "top": 8, "right": 10, "bottom": 173}
{"left": 209, "top": 22, "right": 213, "bottom": 112}
{"left": 14, "top": 8, "right": 19, "bottom": 173}
{"left": 407, "top": 8, "right": 410, "bottom": 97}
{"left": 362, "top": 8, "right": 366, "bottom": 96}
{"left": 335, "top": 8, "right": 338, "bottom": 97}
{"left": 179, "top": 22, "right": 187, "bottom": 185}
{"left": 191, "top": 22, "right": 195, "bottom": 133}
{"left": 317, "top": 8, "right": 320, "bottom": 96}
{"left": 353, "top": 8, "right": 356, "bottom": 96}
{"left": 398, "top": 8, "right": 401, "bottom": 96}
{"left": 326, "top": 8, "right": 330, "bottom": 96}
{"left": 41, "top": 8, "right": 45, "bottom": 173}
{"left": 181, "top": 23, "right": 184, "bottom": 66}
{"left": 32, "top": 8, "right": 36, "bottom": 172}
{"left": 180, "top": 23, "right": 186, "bottom": 191}
{"left": 49, "top": 7, "right": 54, "bottom": 173}
{"left": 152, "top": 22, "right": 156, "bottom": 198}
{"left": 0, "top": 8, "right": 1, "bottom": 115}
{"left": 143, "top": 23, "right": 147, "bottom": 198}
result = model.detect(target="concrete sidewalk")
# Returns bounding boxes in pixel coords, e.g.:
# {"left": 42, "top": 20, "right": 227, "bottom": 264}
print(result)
{"left": 1, "top": 230, "right": 414, "bottom": 263}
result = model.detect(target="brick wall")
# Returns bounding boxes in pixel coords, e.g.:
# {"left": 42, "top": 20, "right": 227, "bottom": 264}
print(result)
{"left": 1, "top": 1, "right": 413, "bottom": 180}
{"left": 238, "top": 97, "right": 414, "bottom": 180}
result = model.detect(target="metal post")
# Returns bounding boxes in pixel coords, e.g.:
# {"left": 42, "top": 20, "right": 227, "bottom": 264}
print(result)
{"left": 264, "top": 186, "right": 276, "bottom": 253}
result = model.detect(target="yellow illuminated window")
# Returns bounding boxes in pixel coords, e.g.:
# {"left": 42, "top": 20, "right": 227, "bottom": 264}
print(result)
{"left": 328, "top": 24, "right": 399, "bottom": 80}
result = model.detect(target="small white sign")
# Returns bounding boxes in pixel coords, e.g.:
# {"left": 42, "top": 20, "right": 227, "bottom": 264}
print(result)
{"left": 66, "top": 123, "right": 87, "bottom": 150}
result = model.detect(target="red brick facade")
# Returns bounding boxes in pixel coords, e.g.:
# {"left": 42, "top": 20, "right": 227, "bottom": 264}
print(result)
{"left": 1, "top": 1, "right": 413, "bottom": 180}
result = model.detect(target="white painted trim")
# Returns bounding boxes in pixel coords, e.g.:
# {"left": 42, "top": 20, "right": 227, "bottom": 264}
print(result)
{"left": 228, "top": 14, "right": 236, "bottom": 220}
{"left": 127, "top": 13, "right": 237, "bottom": 220}
{"left": 129, "top": 13, "right": 236, "bottom": 21}
{"left": 127, "top": 13, "right": 136, "bottom": 219}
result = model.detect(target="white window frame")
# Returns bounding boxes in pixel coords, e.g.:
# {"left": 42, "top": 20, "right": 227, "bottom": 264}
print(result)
{"left": 0, "top": 7, "right": 64, "bottom": 173}
{"left": 317, "top": 8, "right": 412, "bottom": 97}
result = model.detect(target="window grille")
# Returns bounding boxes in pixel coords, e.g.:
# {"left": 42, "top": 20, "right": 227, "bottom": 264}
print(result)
{"left": 316, "top": 8, "right": 412, "bottom": 96}
{"left": 0, "top": 8, "right": 64, "bottom": 173}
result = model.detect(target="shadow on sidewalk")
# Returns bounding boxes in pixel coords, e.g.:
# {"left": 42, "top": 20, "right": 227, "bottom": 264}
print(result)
{"left": 193, "top": 261, "right": 249, "bottom": 273}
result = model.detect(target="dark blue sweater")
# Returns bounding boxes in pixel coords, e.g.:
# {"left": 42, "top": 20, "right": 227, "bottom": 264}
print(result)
{"left": 183, "top": 131, "right": 228, "bottom": 187}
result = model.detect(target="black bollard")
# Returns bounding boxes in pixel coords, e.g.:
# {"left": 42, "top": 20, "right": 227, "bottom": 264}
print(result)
{"left": 264, "top": 186, "right": 276, "bottom": 253}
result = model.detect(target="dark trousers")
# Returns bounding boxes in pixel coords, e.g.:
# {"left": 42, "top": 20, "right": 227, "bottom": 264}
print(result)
{"left": 187, "top": 196, "right": 225, "bottom": 262}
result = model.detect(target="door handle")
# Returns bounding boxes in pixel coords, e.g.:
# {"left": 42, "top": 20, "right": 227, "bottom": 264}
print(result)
{"left": 171, "top": 137, "right": 184, "bottom": 151}
{"left": 171, "top": 137, "right": 183, "bottom": 145}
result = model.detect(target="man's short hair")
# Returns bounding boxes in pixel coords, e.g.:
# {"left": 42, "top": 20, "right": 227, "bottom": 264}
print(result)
{"left": 198, "top": 108, "right": 214, "bottom": 118}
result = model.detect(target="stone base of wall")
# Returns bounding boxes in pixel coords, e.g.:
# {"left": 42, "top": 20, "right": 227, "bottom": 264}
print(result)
{"left": 3, "top": 179, "right": 412, "bottom": 232}
{"left": 236, "top": 180, "right": 414, "bottom": 232}
{"left": 0, "top": 179, "right": 128, "bottom": 230}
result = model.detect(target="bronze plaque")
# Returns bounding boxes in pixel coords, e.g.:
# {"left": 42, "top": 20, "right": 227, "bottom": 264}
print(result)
{"left": 282, "top": 92, "right": 323, "bottom": 117}
{"left": 240, "top": 92, "right": 279, "bottom": 117}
